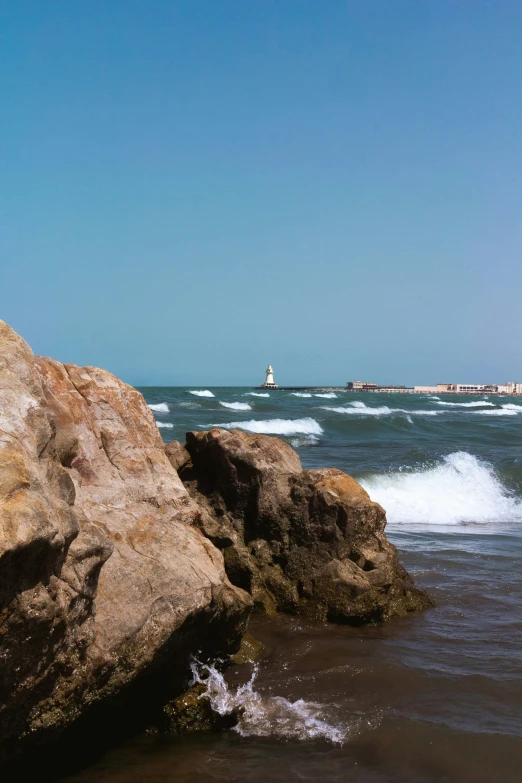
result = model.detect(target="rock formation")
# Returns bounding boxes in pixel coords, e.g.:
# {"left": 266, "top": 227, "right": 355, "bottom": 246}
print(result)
{"left": 0, "top": 318, "right": 431, "bottom": 770}
{"left": 0, "top": 320, "right": 251, "bottom": 767}
{"left": 169, "top": 428, "right": 432, "bottom": 623}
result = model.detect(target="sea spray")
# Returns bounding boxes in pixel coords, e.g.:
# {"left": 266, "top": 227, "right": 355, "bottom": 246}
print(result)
{"left": 190, "top": 390, "right": 215, "bottom": 397}
{"left": 361, "top": 452, "right": 522, "bottom": 526}
{"left": 190, "top": 660, "right": 347, "bottom": 743}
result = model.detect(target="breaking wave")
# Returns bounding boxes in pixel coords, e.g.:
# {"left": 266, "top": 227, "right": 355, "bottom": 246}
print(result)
{"left": 503, "top": 403, "right": 522, "bottom": 410}
{"left": 322, "top": 403, "right": 439, "bottom": 417}
{"left": 315, "top": 392, "right": 337, "bottom": 398}
{"left": 156, "top": 421, "right": 173, "bottom": 429}
{"left": 475, "top": 408, "right": 518, "bottom": 416}
{"left": 219, "top": 401, "right": 252, "bottom": 411}
{"left": 360, "top": 452, "right": 522, "bottom": 527}
{"left": 191, "top": 661, "right": 349, "bottom": 743}
{"left": 290, "top": 392, "right": 312, "bottom": 397}
{"left": 245, "top": 392, "right": 270, "bottom": 397}
{"left": 148, "top": 402, "right": 169, "bottom": 413}
{"left": 210, "top": 417, "right": 323, "bottom": 436}
{"left": 190, "top": 390, "right": 215, "bottom": 397}
{"left": 436, "top": 400, "right": 495, "bottom": 408}
{"left": 289, "top": 435, "right": 320, "bottom": 447}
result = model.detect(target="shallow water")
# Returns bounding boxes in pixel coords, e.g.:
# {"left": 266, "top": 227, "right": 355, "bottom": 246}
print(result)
{"left": 59, "top": 389, "right": 522, "bottom": 783}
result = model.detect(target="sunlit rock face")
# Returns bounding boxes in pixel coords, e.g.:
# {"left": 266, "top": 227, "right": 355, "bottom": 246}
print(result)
{"left": 0, "top": 320, "right": 251, "bottom": 766}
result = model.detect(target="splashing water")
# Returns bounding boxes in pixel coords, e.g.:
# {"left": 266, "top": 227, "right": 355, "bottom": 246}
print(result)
{"left": 190, "top": 661, "right": 349, "bottom": 743}
{"left": 361, "top": 451, "right": 522, "bottom": 526}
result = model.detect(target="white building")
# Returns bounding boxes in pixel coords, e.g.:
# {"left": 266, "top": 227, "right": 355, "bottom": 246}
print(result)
{"left": 497, "top": 382, "right": 522, "bottom": 395}
{"left": 261, "top": 364, "right": 278, "bottom": 389}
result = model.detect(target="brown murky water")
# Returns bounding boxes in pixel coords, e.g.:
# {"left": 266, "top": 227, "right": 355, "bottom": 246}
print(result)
{"left": 57, "top": 526, "right": 522, "bottom": 783}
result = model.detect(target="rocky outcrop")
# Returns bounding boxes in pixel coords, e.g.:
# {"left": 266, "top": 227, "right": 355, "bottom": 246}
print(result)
{"left": 0, "top": 321, "right": 251, "bottom": 766}
{"left": 169, "top": 428, "right": 432, "bottom": 623}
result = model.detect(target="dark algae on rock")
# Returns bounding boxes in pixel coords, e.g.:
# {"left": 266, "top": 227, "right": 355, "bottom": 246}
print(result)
{"left": 170, "top": 428, "right": 432, "bottom": 623}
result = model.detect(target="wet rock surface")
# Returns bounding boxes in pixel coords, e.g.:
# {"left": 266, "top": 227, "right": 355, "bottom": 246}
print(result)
{"left": 175, "top": 428, "right": 432, "bottom": 623}
{"left": 0, "top": 321, "right": 251, "bottom": 767}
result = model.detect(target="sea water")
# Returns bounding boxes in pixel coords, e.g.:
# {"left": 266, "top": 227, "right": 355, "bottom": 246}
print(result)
{"left": 60, "top": 389, "right": 522, "bottom": 783}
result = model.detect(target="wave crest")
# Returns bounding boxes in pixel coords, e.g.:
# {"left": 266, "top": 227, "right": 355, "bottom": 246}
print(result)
{"left": 190, "top": 390, "right": 215, "bottom": 397}
{"left": 209, "top": 417, "right": 323, "bottom": 436}
{"left": 322, "top": 404, "right": 439, "bottom": 417}
{"left": 219, "top": 401, "right": 252, "bottom": 411}
{"left": 156, "top": 421, "right": 173, "bottom": 429}
{"left": 360, "top": 452, "right": 522, "bottom": 526}
{"left": 148, "top": 402, "right": 169, "bottom": 413}
{"left": 436, "top": 400, "right": 494, "bottom": 408}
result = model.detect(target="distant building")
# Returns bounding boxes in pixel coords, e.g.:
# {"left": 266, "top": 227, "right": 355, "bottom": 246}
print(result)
{"left": 260, "top": 364, "right": 278, "bottom": 389}
{"left": 347, "top": 380, "right": 522, "bottom": 395}
{"left": 346, "top": 380, "right": 377, "bottom": 391}
{"left": 447, "top": 384, "right": 499, "bottom": 394}
{"left": 347, "top": 380, "right": 411, "bottom": 393}
{"left": 497, "top": 382, "right": 522, "bottom": 394}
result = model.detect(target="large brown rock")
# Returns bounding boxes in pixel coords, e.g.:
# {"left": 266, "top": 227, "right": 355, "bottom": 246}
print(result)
{"left": 176, "top": 428, "right": 432, "bottom": 622}
{"left": 0, "top": 321, "right": 251, "bottom": 766}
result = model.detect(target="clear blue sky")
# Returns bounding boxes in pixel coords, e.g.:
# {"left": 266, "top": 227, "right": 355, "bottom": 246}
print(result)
{"left": 2, "top": 1, "right": 521, "bottom": 386}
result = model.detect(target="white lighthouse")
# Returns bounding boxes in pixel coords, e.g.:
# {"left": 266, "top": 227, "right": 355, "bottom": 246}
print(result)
{"left": 261, "top": 364, "right": 278, "bottom": 389}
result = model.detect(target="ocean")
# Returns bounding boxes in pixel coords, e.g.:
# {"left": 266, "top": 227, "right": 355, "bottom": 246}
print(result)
{"left": 61, "top": 388, "right": 522, "bottom": 783}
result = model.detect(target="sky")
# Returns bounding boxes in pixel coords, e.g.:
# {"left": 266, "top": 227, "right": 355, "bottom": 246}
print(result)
{"left": 2, "top": 1, "right": 521, "bottom": 386}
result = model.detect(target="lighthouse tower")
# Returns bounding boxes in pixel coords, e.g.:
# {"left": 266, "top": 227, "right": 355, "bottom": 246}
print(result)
{"left": 261, "top": 364, "right": 278, "bottom": 389}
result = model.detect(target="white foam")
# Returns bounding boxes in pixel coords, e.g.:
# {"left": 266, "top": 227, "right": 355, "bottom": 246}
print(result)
{"left": 315, "top": 392, "right": 337, "bottom": 398}
{"left": 210, "top": 417, "right": 323, "bottom": 436}
{"left": 502, "top": 403, "right": 522, "bottom": 411}
{"left": 360, "top": 452, "right": 522, "bottom": 527}
{"left": 156, "top": 421, "right": 173, "bottom": 428}
{"left": 245, "top": 392, "right": 270, "bottom": 397}
{"left": 189, "top": 390, "right": 215, "bottom": 397}
{"left": 322, "top": 404, "right": 439, "bottom": 417}
{"left": 290, "top": 392, "right": 312, "bottom": 397}
{"left": 436, "top": 400, "right": 495, "bottom": 407}
{"left": 191, "top": 661, "right": 347, "bottom": 743}
{"left": 219, "top": 401, "right": 252, "bottom": 411}
{"left": 475, "top": 408, "right": 518, "bottom": 416}
{"left": 289, "top": 435, "right": 320, "bottom": 447}
{"left": 148, "top": 402, "right": 169, "bottom": 413}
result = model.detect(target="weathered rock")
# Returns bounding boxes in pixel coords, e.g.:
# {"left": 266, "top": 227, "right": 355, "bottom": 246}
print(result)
{"left": 162, "top": 682, "right": 239, "bottom": 733}
{"left": 165, "top": 440, "right": 191, "bottom": 473}
{"left": 0, "top": 321, "right": 251, "bottom": 766}
{"left": 230, "top": 632, "right": 264, "bottom": 665}
{"left": 178, "top": 428, "right": 432, "bottom": 623}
